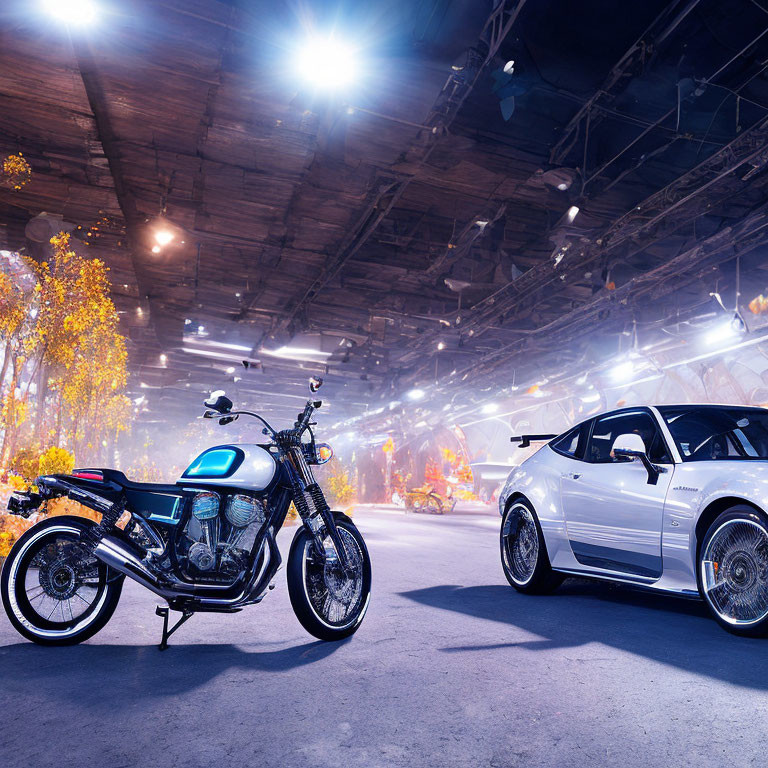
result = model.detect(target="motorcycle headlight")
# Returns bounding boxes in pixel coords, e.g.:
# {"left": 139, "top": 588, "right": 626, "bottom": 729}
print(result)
{"left": 316, "top": 443, "right": 333, "bottom": 464}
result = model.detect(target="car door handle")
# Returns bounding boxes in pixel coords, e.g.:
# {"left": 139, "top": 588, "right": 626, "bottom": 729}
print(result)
{"left": 562, "top": 472, "right": 582, "bottom": 480}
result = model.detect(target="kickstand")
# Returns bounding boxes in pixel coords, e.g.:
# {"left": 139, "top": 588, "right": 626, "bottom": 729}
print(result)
{"left": 156, "top": 605, "right": 194, "bottom": 651}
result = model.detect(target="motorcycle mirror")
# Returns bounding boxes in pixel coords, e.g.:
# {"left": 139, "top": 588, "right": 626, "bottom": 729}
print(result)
{"left": 309, "top": 376, "right": 323, "bottom": 393}
{"left": 204, "top": 390, "right": 233, "bottom": 414}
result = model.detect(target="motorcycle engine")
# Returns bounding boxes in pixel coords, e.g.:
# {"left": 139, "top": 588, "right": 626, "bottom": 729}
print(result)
{"left": 182, "top": 491, "right": 266, "bottom": 580}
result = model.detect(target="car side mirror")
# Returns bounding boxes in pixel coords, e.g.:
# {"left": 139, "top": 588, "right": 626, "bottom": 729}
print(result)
{"left": 611, "top": 433, "right": 660, "bottom": 485}
{"left": 204, "top": 390, "right": 233, "bottom": 414}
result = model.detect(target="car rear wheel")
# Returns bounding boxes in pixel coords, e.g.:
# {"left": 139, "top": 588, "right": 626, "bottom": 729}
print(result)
{"left": 698, "top": 506, "right": 768, "bottom": 637}
{"left": 500, "top": 499, "right": 562, "bottom": 594}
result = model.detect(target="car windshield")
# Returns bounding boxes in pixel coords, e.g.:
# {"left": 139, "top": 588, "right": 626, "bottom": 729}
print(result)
{"left": 659, "top": 406, "right": 768, "bottom": 461}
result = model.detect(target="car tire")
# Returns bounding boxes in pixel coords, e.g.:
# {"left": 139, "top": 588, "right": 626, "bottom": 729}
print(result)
{"left": 698, "top": 505, "right": 768, "bottom": 637}
{"left": 500, "top": 499, "right": 562, "bottom": 594}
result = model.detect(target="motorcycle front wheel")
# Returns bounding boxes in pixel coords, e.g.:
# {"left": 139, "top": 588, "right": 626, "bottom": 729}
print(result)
{"left": 287, "top": 512, "right": 371, "bottom": 641}
{"left": 1, "top": 516, "right": 123, "bottom": 646}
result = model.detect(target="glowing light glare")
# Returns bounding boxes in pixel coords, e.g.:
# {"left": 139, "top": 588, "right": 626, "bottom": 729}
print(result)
{"left": 226, "top": 366, "right": 235, "bottom": 374}
{"left": 151, "top": 245, "right": 161, "bottom": 254}
{"left": 705, "top": 321, "right": 739, "bottom": 346}
{"left": 406, "top": 388, "right": 425, "bottom": 402}
{"left": 611, "top": 360, "right": 635, "bottom": 382}
{"left": 261, "top": 345, "right": 332, "bottom": 361}
{"left": 43, "top": 0, "right": 97, "bottom": 23}
{"left": 566, "top": 205, "right": 580, "bottom": 223}
{"left": 437, "top": 341, "right": 446, "bottom": 350}
{"left": 295, "top": 36, "right": 359, "bottom": 90}
{"left": 481, "top": 403, "right": 499, "bottom": 414}
{"left": 159, "top": 354, "right": 167, "bottom": 364}
{"left": 154, "top": 230, "right": 174, "bottom": 247}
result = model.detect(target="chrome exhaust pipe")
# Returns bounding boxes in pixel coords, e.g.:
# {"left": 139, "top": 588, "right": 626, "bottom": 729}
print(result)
{"left": 93, "top": 535, "right": 176, "bottom": 599}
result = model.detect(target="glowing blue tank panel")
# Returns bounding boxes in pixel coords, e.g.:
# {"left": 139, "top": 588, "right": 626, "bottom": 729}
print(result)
{"left": 183, "top": 447, "right": 242, "bottom": 478}
{"left": 179, "top": 444, "right": 277, "bottom": 491}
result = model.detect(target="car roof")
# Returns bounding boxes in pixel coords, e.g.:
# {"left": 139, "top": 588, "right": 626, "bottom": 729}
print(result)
{"left": 654, "top": 404, "right": 768, "bottom": 411}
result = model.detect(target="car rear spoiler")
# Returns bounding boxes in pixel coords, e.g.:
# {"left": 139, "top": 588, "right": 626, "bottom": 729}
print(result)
{"left": 510, "top": 433, "right": 557, "bottom": 448}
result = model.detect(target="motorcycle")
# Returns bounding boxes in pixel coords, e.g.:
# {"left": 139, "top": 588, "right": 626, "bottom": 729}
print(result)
{"left": 1, "top": 377, "right": 372, "bottom": 649}
{"left": 404, "top": 485, "right": 456, "bottom": 515}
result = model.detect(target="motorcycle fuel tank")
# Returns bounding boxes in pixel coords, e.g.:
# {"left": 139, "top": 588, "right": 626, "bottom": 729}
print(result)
{"left": 179, "top": 444, "right": 277, "bottom": 491}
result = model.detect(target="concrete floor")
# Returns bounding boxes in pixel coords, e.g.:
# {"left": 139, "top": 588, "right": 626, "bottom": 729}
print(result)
{"left": 2, "top": 507, "right": 768, "bottom": 767}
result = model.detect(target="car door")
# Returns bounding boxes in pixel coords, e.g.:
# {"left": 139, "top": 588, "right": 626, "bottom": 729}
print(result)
{"left": 559, "top": 409, "right": 674, "bottom": 579}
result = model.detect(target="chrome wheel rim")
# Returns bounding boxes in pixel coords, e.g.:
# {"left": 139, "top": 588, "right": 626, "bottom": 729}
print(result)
{"left": 503, "top": 504, "right": 539, "bottom": 585}
{"left": 701, "top": 518, "right": 768, "bottom": 626}
{"left": 303, "top": 527, "right": 366, "bottom": 629}
{"left": 7, "top": 525, "right": 110, "bottom": 639}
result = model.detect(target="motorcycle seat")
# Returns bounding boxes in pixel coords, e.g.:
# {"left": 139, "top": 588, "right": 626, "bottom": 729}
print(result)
{"left": 72, "top": 468, "right": 181, "bottom": 495}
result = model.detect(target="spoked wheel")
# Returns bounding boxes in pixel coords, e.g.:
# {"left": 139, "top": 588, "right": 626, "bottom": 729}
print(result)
{"left": 1, "top": 516, "right": 123, "bottom": 645}
{"left": 500, "top": 499, "right": 562, "bottom": 594}
{"left": 699, "top": 506, "right": 768, "bottom": 636}
{"left": 422, "top": 494, "right": 444, "bottom": 515}
{"left": 287, "top": 513, "right": 371, "bottom": 641}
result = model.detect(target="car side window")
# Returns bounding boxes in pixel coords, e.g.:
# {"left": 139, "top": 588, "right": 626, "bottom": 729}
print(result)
{"left": 550, "top": 423, "right": 587, "bottom": 460}
{"left": 586, "top": 410, "right": 670, "bottom": 464}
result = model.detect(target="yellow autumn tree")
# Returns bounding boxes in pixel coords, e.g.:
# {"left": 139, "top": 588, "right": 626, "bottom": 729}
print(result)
{"left": 1, "top": 232, "right": 132, "bottom": 470}
{"left": 0, "top": 265, "right": 38, "bottom": 465}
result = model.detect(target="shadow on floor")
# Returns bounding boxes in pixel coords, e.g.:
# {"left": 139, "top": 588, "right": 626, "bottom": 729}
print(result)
{"left": 0, "top": 638, "right": 345, "bottom": 705}
{"left": 401, "top": 580, "right": 768, "bottom": 689}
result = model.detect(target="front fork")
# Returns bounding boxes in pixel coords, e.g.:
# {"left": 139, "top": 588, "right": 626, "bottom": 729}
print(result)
{"left": 295, "top": 482, "right": 352, "bottom": 571}
{"left": 283, "top": 450, "right": 352, "bottom": 571}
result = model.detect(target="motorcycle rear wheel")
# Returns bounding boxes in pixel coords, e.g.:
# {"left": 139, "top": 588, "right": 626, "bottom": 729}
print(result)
{"left": 287, "top": 513, "right": 371, "bottom": 641}
{"left": 1, "top": 516, "right": 123, "bottom": 646}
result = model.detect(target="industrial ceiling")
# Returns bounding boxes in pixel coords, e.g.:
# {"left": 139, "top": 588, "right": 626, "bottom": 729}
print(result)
{"left": 3, "top": 0, "right": 768, "bottom": 431}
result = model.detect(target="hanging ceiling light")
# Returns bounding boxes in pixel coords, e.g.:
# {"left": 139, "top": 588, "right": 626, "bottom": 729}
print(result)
{"left": 42, "top": 0, "right": 97, "bottom": 24}
{"left": 295, "top": 35, "right": 360, "bottom": 90}
{"left": 154, "top": 230, "right": 174, "bottom": 247}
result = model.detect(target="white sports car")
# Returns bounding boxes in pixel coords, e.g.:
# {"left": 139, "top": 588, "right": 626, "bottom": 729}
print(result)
{"left": 498, "top": 404, "right": 768, "bottom": 636}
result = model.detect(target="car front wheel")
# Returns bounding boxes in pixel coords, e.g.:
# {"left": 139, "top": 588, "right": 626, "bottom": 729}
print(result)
{"left": 500, "top": 499, "right": 562, "bottom": 594}
{"left": 698, "top": 505, "right": 768, "bottom": 636}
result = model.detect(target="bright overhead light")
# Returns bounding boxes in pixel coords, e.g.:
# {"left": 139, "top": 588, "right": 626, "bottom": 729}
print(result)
{"left": 296, "top": 35, "right": 359, "bottom": 90}
{"left": 406, "top": 388, "right": 425, "bottom": 401}
{"left": 437, "top": 341, "right": 446, "bottom": 350}
{"left": 260, "top": 345, "right": 332, "bottom": 361}
{"left": 159, "top": 354, "right": 167, "bottom": 364}
{"left": 503, "top": 60, "right": 515, "bottom": 75}
{"left": 184, "top": 337, "right": 251, "bottom": 352}
{"left": 42, "top": 0, "right": 97, "bottom": 24}
{"left": 151, "top": 245, "right": 161, "bottom": 254}
{"left": 481, "top": 403, "right": 499, "bottom": 414}
{"left": 611, "top": 360, "right": 635, "bottom": 382}
{"left": 566, "top": 205, "right": 580, "bottom": 223}
{"left": 557, "top": 182, "right": 568, "bottom": 191}
{"left": 705, "top": 316, "right": 745, "bottom": 346}
{"left": 475, "top": 220, "right": 489, "bottom": 228}
{"left": 226, "top": 366, "right": 235, "bottom": 374}
{"left": 154, "top": 230, "right": 174, "bottom": 247}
